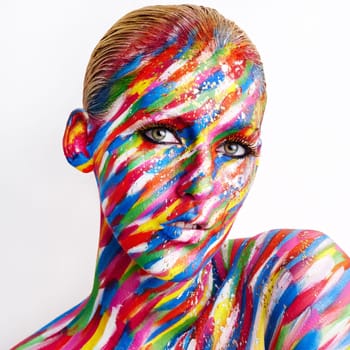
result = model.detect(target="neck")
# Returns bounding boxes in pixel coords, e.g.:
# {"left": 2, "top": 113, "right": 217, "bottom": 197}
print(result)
{"left": 67, "top": 212, "right": 214, "bottom": 348}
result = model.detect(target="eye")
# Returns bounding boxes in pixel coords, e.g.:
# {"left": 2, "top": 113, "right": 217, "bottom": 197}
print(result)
{"left": 217, "top": 141, "right": 249, "bottom": 158}
{"left": 141, "top": 126, "right": 180, "bottom": 145}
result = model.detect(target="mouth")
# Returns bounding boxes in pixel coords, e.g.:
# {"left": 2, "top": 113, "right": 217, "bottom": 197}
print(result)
{"left": 162, "top": 221, "right": 211, "bottom": 244}
{"left": 171, "top": 222, "right": 205, "bottom": 230}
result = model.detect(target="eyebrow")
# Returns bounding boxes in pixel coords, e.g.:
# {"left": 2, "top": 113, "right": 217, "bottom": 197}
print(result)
{"left": 146, "top": 99, "right": 220, "bottom": 129}
{"left": 211, "top": 126, "right": 261, "bottom": 144}
{"left": 145, "top": 115, "right": 196, "bottom": 130}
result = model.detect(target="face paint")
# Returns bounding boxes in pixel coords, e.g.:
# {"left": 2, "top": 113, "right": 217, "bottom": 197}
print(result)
{"left": 89, "top": 41, "right": 266, "bottom": 281}
{"left": 13, "top": 4, "right": 350, "bottom": 348}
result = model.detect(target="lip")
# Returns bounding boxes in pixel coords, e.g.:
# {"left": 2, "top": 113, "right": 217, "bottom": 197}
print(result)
{"left": 171, "top": 221, "right": 207, "bottom": 230}
{"left": 162, "top": 221, "right": 210, "bottom": 243}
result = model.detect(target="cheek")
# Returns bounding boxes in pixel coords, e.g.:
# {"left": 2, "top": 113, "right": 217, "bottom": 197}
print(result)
{"left": 216, "top": 156, "right": 257, "bottom": 204}
{"left": 96, "top": 144, "right": 183, "bottom": 228}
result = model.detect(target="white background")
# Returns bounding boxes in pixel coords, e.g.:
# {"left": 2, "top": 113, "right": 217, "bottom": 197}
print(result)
{"left": 1, "top": 0, "right": 349, "bottom": 348}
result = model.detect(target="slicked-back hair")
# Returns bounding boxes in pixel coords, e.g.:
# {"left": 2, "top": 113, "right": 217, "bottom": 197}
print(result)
{"left": 83, "top": 4, "right": 264, "bottom": 119}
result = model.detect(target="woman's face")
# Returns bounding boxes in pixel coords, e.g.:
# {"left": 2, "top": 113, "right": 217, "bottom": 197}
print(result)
{"left": 90, "top": 44, "right": 266, "bottom": 281}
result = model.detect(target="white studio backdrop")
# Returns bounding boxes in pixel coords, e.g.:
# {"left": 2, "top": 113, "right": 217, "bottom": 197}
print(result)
{"left": 1, "top": 0, "right": 349, "bottom": 347}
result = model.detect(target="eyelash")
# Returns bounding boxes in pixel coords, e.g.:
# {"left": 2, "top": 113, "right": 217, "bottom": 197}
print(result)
{"left": 138, "top": 122, "right": 181, "bottom": 144}
{"left": 138, "top": 123, "right": 259, "bottom": 157}
{"left": 224, "top": 137, "right": 259, "bottom": 157}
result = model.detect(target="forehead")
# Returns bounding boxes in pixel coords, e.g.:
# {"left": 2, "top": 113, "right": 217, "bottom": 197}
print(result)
{"left": 91, "top": 42, "right": 266, "bottom": 147}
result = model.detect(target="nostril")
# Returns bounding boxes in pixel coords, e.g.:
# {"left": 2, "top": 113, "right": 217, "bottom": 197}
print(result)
{"left": 177, "top": 173, "right": 214, "bottom": 200}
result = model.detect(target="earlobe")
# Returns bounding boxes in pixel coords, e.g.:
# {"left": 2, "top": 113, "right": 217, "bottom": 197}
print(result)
{"left": 63, "top": 109, "right": 94, "bottom": 173}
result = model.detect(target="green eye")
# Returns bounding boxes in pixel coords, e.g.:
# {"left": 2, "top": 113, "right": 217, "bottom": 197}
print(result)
{"left": 217, "top": 141, "right": 248, "bottom": 158}
{"left": 151, "top": 128, "right": 167, "bottom": 141}
{"left": 142, "top": 126, "right": 180, "bottom": 144}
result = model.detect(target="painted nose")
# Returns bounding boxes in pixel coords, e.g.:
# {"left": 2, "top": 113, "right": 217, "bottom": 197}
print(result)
{"left": 176, "top": 148, "right": 214, "bottom": 200}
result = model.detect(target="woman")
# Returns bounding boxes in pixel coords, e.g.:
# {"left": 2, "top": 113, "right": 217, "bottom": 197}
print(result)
{"left": 13, "top": 5, "right": 350, "bottom": 349}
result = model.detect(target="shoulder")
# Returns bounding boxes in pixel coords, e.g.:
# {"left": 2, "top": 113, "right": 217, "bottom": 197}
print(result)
{"left": 250, "top": 229, "right": 350, "bottom": 279}
{"left": 220, "top": 229, "right": 350, "bottom": 348}
{"left": 216, "top": 229, "right": 349, "bottom": 275}
{"left": 262, "top": 229, "right": 350, "bottom": 348}
{"left": 215, "top": 228, "right": 350, "bottom": 295}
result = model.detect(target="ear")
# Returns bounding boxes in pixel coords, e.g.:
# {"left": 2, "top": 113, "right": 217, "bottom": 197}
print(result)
{"left": 63, "top": 109, "right": 94, "bottom": 173}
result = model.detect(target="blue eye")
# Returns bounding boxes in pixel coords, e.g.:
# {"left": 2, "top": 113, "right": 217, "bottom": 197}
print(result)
{"left": 217, "top": 141, "right": 249, "bottom": 158}
{"left": 142, "top": 127, "right": 180, "bottom": 144}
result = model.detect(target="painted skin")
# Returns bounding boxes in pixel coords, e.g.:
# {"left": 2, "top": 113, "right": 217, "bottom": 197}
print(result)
{"left": 92, "top": 54, "right": 264, "bottom": 281}
{"left": 13, "top": 20, "right": 350, "bottom": 350}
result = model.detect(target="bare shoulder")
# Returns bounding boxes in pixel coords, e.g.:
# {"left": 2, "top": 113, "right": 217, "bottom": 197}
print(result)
{"left": 217, "top": 229, "right": 349, "bottom": 271}
{"left": 216, "top": 228, "right": 350, "bottom": 290}
{"left": 214, "top": 229, "right": 350, "bottom": 348}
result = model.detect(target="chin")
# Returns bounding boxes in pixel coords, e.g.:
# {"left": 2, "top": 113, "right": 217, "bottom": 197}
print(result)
{"left": 135, "top": 247, "right": 214, "bottom": 282}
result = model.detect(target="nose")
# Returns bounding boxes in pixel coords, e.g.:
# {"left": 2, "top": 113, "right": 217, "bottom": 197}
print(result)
{"left": 176, "top": 146, "right": 214, "bottom": 200}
